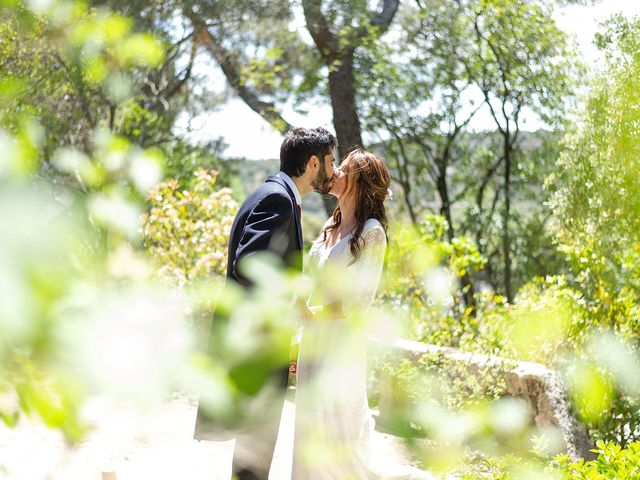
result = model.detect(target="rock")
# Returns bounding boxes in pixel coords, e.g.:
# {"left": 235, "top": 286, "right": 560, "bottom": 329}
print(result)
{"left": 377, "top": 339, "right": 595, "bottom": 461}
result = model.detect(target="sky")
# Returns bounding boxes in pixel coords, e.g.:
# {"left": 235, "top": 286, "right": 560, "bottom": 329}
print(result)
{"left": 176, "top": 1, "right": 640, "bottom": 160}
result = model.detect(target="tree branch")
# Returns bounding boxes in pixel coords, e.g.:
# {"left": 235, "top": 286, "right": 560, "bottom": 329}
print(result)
{"left": 301, "top": 0, "right": 338, "bottom": 60}
{"left": 414, "top": 137, "right": 440, "bottom": 183}
{"left": 370, "top": 0, "right": 400, "bottom": 27}
{"left": 476, "top": 154, "right": 504, "bottom": 213}
{"left": 304, "top": 0, "right": 399, "bottom": 59}
{"left": 187, "top": 11, "right": 293, "bottom": 134}
{"left": 163, "top": 33, "right": 198, "bottom": 101}
{"left": 451, "top": 187, "right": 470, "bottom": 205}
{"left": 470, "top": 8, "right": 508, "bottom": 136}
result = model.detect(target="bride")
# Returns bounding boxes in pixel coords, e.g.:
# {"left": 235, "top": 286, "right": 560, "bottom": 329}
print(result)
{"left": 293, "top": 148, "right": 429, "bottom": 480}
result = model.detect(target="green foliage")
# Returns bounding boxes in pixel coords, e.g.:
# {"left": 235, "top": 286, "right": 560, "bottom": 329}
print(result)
{"left": 0, "top": 6, "right": 167, "bottom": 159}
{"left": 451, "top": 440, "right": 640, "bottom": 478}
{"left": 162, "top": 138, "right": 230, "bottom": 189}
{"left": 0, "top": 148, "right": 167, "bottom": 436}
{"left": 380, "top": 215, "right": 485, "bottom": 344}
{"left": 359, "top": 0, "right": 579, "bottom": 297}
{"left": 549, "top": 14, "right": 640, "bottom": 279}
{"left": 0, "top": 0, "right": 228, "bottom": 198}
{"left": 371, "top": 352, "right": 507, "bottom": 417}
{"left": 0, "top": 0, "right": 287, "bottom": 444}
{"left": 141, "top": 168, "right": 238, "bottom": 285}
{"left": 551, "top": 441, "right": 640, "bottom": 479}
{"left": 372, "top": 216, "right": 509, "bottom": 454}
{"left": 544, "top": 15, "right": 640, "bottom": 446}
{"left": 374, "top": 13, "right": 640, "bottom": 453}
{"left": 5, "top": 1, "right": 640, "bottom": 476}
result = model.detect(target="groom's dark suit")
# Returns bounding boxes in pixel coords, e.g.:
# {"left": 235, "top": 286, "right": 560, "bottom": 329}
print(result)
{"left": 226, "top": 174, "right": 303, "bottom": 286}
{"left": 194, "top": 174, "right": 303, "bottom": 479}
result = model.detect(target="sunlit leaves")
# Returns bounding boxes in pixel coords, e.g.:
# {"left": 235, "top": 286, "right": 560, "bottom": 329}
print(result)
{"left": 550, "top": 16, "right": 640, "bottom": 263}
{"left": 506, "top": 280, "right": 573, "bottom": 361}
{"left": 0, "top": 0, "right": 177, "bottom": 185}
{"left": 118, "top": 33, "right": 164, "bottom": 67}
{"left": 52, "top": 148, "right": 100, "bottom": 186}
{"left": 0, "top": 118, "right": 43, "bottom": 179}
{"left": 0, "top": 184, "right": 88, "bottom": 437}
{"left": 51, "top": 128, "right": 166, "bottom": 194}
{"left": 141, "top": 169, "right": 238, "bottom": 285}
{"left": 551, "top": 440, "right": 640, "bottom": 479}
{"left": 67, "top": 9, "right": 164, "bottom": 70}
{"left": 189, "top": 258, "right": 297, "bottom": 431}
{"left": 88, "top": 190, "right": 142, "bottom": 239}
{"left": 0, "top": 0, "right": 180, "bottom": 440}
{"left": 544, "top": 17, "right": 640, "bottom": 444}
{"left": 0, "top": 77, "right": 26, "bottom": 106}
{"left": 11, "top": 358, "right": 87, "bottom": 441}
{"left": 60, "top": 286, "right": 194, "bottom": 404}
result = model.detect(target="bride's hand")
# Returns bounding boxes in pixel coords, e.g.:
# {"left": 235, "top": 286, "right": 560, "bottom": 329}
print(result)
{"left": 296, "top": 298, "right": 315, "bottom": 326}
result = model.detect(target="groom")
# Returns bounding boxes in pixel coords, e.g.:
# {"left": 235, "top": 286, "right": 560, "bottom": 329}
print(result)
{"left": 194, "top": 127, "right": 339, "bottom": 480}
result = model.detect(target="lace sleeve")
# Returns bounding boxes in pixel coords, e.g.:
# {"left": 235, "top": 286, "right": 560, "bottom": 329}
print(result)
{"left": 345, "top": 223, "right": 387, "bottom": 311}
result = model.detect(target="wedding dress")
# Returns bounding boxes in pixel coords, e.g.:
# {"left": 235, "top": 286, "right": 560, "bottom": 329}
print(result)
{"left": 292, "top": 218, "right": 429, "bottom": 480}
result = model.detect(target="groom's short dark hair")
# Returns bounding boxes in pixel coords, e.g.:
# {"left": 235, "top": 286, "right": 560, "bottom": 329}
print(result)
{"left": 280, "top": 127, "right": 338, "bottom": 177}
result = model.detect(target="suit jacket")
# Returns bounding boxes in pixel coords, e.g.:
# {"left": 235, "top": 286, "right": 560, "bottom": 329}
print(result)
{"left": 193, "top": 175, "right": 302, "bottom": 441}
{"left": 227, "top": 174, "right": 303, "bottom": 287}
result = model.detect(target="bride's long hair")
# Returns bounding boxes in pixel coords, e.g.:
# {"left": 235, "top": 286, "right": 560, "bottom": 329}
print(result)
{"left": 322, "top": 148, "right": 391, "bottom": 263}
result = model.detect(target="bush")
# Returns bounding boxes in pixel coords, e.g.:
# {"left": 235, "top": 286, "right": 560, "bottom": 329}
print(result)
{"left": 551, "top": 441, "right": 640, "bottom": 479}
{"left": 379, "top": 215, "right": 485, "bottom": 345}
{"left": 141, "top": 168, "right": 238, "bottom": 285}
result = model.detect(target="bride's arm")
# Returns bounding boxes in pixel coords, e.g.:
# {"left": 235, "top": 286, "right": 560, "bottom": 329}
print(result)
{"left": 345, "top": 224, "right": 387, "bottom": 311}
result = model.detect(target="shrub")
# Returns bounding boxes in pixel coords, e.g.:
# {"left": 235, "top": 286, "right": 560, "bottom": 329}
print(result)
{"left": 141, "top": 168, "right": 237, "bottom": 285}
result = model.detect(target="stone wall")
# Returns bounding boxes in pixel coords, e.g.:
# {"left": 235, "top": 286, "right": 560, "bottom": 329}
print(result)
{"left": 375, "top": 338, "right": 595, "bottom": 461}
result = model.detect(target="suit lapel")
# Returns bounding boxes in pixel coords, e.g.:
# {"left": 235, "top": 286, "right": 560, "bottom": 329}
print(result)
{"left": 265, "top": 175, "right": 303, "bottom": 250}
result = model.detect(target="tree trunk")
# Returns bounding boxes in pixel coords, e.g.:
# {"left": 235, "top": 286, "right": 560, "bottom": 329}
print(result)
{"left": 320, "top": 51, "right": 363, "bottom": 215}
{"left": 437, "top": 171, "right": 455, "bottom": 242}
{"left": 502, "top": 140, "right": 513, "bottom": 302}
{"left": 300, "top": 1, "right": 398, "bottom": 216}
{"left": 328, "top": 52, "right": 363, "bottom": 159}
{"left": 403, "top": 188, "right": 418, "bottom": 225}
{"left": 436, "top": 167, "right": 476, "bottom": 311}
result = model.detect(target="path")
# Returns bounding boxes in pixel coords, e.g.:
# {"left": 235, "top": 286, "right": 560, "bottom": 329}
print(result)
{"left": 0, "top": 390, "right": 433, "bottom": 479}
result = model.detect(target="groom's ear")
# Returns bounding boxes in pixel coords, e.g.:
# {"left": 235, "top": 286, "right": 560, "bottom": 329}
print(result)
{"left": 307, "top": 154, "right": 319, "bottom": 173}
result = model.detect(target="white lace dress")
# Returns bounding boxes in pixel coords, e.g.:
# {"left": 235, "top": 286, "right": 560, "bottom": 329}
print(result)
{"left": 293, "top": 219, "right": 427, "bottom": 480}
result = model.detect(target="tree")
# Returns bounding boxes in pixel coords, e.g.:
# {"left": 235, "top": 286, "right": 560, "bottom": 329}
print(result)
{"left": 545, "top": 15, "right": 640, "bottom": 447}
{"left": 98, "top": 0, "right": 399, "bottom": 213}
{"left": 300, "top": 0, "right": 399, "bottom": 156}
{"left": 357, "top": 15, "right": 483, "bottom": 306}
{"left": 359, "top": 2, "right": 483, "bottom": 234}
{"left": 549, "top": 14, "right": 640, "bottom": 309}
{"left": 359, "top": 0, "right": 582, "bottom": 300}
{"left": 461, "top": 0, "right": 582, "bottom": 301}
{"left": 96, "top": 0, "right": 401, "bottom": 213}
{"left": 182, "top": 0, "right": 400, "bottom": 159}
{"left": 0, "top": 6, "right": 225, "bottom": 192}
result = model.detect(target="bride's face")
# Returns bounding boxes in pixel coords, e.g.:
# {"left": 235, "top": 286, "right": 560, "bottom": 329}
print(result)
{"left": 328, "top": 166, "right": 351, "bottom": 199}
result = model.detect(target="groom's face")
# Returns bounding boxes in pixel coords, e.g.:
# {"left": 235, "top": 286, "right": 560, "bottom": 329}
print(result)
{"left": 311, "top": 149, "right": 338, "bottom": 195}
